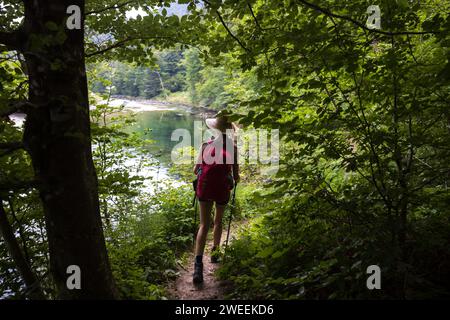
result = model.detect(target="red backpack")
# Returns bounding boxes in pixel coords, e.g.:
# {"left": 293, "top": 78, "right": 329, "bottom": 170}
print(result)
{"left": 195, "top": 135, "right": 235, "bottom": 203}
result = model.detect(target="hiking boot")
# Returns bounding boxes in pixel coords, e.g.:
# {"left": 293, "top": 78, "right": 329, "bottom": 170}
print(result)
{"left": 193, "top": 262, "right": 203, "bottom": 284}
{"left": 210, "top": 246, "right": 220, "bottom": 263}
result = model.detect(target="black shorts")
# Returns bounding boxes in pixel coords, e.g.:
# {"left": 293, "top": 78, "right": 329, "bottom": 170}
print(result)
{"left": 198, "top": 198, "right": 229, "bottom": 206}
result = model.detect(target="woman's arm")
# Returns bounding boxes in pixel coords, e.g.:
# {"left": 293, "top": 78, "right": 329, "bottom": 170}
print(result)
{"left": 193, "top": 144, "right": 204, "bottom": 175}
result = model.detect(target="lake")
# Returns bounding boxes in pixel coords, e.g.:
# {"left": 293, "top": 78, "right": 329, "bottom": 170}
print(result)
{"left": 110, "top": 98, "right": 212, "bottom": 190}
{"left": 9, "top": 99, "right": 213, "bottom": 190}
{"left": 129, "top": 108, "right": 201, "bottom": 165}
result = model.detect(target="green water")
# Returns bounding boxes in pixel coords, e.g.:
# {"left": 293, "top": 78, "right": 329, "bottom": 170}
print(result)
{"left": 129, "top": 109, "right": 201, "bottom": 165}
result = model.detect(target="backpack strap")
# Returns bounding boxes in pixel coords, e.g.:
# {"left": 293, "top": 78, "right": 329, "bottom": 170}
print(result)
{"left": 200, "top": 142, "right": 208, "bottom": 166}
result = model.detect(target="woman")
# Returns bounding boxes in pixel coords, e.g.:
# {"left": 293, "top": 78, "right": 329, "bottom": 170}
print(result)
{"left": 192, "top": 115, "right": 240, "bottom": 284}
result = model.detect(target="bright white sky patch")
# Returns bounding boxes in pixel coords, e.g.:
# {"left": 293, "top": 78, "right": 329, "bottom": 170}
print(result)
{"left": 126, "top": 7, "right": 147, "bottom": 20}
{"left": 125, "top": 3, "right": 190, "bottom": 20}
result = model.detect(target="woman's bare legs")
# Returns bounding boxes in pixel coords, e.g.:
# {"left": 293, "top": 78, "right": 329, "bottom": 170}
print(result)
{"left": 213, "top": 204, "right": 226, "bottom": 248}
{"left": 195, "top": 201, "right": 213, "bottom": 257}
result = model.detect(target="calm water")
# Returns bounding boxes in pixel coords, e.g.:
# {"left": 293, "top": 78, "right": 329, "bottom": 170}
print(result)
{"left": 8, "top": 102, "right": 205, "bottom": 189}
{"left": 128, "top": 107, "right": 203, "bottom": 165}
{"left": 11, "top": 100, "right": 206, "bottom": 166}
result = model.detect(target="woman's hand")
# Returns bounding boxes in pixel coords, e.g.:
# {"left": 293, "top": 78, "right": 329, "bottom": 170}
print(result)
{"left": 193, "top": 164, "right": 200, "bottom": 175}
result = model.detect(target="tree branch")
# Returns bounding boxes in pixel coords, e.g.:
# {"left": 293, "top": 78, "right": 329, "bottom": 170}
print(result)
{"left": 0, "top": 142, "right": 24, "bottom": 152}
{"left": 0, "top": 179, "right": 37, "bottom": 192}
{"left": 296, "top": 0, "right": 440, "bottom": 36}
{"left": 1, "top": 101, "right": 36, "bottom": 118}
{"left": 86, "top": 38, "right": 133, "bottom": 58}
{"left": 1, "top": 106, "right": 19, "bottom": 119}
{"left": 85, "top": 36, "right": 177, "bottom": 58}
{"left": 203, "top": 0, "right": 249, "bottom": 52}
{"left": 86, "top": 1, "right": 136, "bottom": 15}
{"left": 215, "top": 9, "right": 249, "bottom": 52}
{"left": 247, "top": 2, "right": 263, "bottom": 30}
{"left": 0, "top": 30, "right": 21, "bottom": 50}
{"left": 0, "top": 142, "right": 24, "bottom": 157}
{"left": 0, "top": 197, "right": 46, "bottom": 299}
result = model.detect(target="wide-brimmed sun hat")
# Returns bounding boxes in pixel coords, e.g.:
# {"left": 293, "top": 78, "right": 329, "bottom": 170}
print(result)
{"left": 205, "top": 115, "right": 234, "bottom": 133}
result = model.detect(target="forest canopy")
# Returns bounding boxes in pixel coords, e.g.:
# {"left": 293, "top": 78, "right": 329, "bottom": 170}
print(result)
{"left": 0, "top": 0, "right": 450, "bottom": 301}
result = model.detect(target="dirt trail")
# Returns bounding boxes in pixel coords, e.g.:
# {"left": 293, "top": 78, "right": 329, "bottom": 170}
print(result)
{"left": 168, "top": 226, "right": 238, "bottom": 300}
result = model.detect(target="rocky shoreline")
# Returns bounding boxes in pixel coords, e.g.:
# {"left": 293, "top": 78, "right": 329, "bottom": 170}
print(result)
{"left": 111, "top": 95, "right": 217, "bottom": 117}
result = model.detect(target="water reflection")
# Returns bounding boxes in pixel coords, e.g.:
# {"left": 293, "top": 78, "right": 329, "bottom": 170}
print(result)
{"left": 129, "top": 109, "right": 200, "bottom": 165}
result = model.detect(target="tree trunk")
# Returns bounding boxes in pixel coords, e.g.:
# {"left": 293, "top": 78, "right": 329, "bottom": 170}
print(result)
{"left": 20, "top": 0, "right": 118, "bottom": 299}
{"left": 0, "top": 199, "right": 45, "bottom": 299}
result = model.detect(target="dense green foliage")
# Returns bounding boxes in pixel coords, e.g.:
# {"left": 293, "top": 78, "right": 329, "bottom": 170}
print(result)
{"left": 89, "top": 93, "right": 197, "bottom": 299}
{"left": 1, "top": 0, "right": 450, "bottom": 300}
{"left": 0, "top": 91, "right": 196, "bottom": 298}
{"left": 198, "top": 0, "right": 450, "bottom": 299}
{"left": 105, "top": 186, "right": 196, "bottom": 299}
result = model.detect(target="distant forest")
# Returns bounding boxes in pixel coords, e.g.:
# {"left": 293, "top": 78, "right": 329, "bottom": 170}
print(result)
{"left": 89, "top": 48, "right": 237, "bottom": 109}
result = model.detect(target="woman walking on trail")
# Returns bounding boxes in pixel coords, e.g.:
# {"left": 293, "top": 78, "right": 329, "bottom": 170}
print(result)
{"left": 192, "top": 115, "right": 240, "bottom": 284}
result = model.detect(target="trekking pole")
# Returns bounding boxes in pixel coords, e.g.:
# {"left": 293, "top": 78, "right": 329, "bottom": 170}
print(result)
{"left": 224, "top": 182, "right": 237, "bottom": 258}
{"left": 192, "top": 173, "right": 199, "bottom": 246}
{"left": 192, "top": 192, "right": 196, "bottom": 207}
{"left": 193, "top": 195, "right": 198, "bottom": 246}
